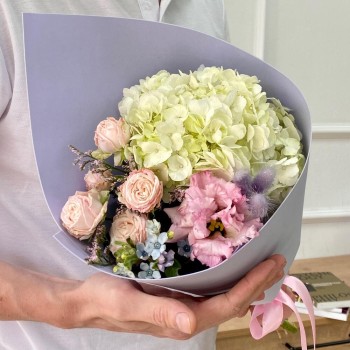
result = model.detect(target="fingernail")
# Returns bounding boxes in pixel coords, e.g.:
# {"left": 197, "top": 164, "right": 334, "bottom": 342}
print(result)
{"left": 175, "top": 312, "right": 192, "bottom": 334}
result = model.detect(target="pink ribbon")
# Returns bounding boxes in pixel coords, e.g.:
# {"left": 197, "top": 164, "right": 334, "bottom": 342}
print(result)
{"left": 250, "top": 275, "right": 316, "bottom": 350}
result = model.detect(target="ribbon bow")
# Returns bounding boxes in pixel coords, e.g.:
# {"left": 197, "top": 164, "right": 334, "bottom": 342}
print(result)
{"left": 250, "top": 275, "right": 316, "bottom": 350}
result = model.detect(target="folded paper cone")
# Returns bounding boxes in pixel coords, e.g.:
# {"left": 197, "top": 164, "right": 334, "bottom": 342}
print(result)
{"left": 24, "top": 14, "right": 311, "bottom": 301}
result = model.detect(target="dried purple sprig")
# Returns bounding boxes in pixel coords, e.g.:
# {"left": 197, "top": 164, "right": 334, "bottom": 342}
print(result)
{"left": 249, "top": 193, "right": 269, "bottom": 218}
{"left": 70, "top": 145, "right": 96, "bottom": 171}
{"left": 69, "top": 145, "right": 128, "bottom": 174}
{"left": 233, "top": 169, "right": 253, "bottom": 196}
{"left": 127, "top": 156, "right": 137, "bottom": 171}
{"left": 234, "top": 167, "right": 276, "bottom": 219}
{"left": 86, "top": 225, "right": 114, "bottom": 266}
{"left": 170, "top": 186, "right": 187, "bottom": 203}
{"left": 252, "top": 167, "right": 276, "bottom": 193}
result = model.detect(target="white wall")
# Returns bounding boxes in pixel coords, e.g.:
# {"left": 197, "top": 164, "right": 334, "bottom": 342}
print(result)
{"left": 225, "top": 0, "right": 350, "bottom": 259}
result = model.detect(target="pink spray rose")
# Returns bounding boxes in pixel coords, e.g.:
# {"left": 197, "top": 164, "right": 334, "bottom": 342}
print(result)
{"left": 118, "top": 169, "right": 163, "bottom": 213}
{"left": 94, "top": 116, "right": 130, "bottom": 154}
{"left": 84, "top": 169, "right": 113, "bottom": 191}
{"left": 60, "top": 189, "right": 108, "bottom": 240}
{"left": 109, "top": 210, "right": 147, "bottom": 254}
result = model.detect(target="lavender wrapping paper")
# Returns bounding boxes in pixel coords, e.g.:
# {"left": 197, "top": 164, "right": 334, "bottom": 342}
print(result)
{"left": 24, "top": 14, "right": 311, "bottom": 301}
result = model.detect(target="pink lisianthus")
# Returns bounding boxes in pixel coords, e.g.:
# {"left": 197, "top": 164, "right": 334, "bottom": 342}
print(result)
{"left": 166, "top": 171, "right": 262, "bottom": 267}
{"left": 189, "top": 232, "right": 234, "bottom": 268}
{"left": 118, "top": 168, "right": 163, "bottom": 213}
{"left": 225, "top": 218, "right": 263, "bottom": 246}
{"left": 163, "top": 206, "right": 192, "bottom": 242}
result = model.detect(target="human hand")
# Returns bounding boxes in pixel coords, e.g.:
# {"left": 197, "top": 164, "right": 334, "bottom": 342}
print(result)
{"left": 0, "top": 254, "right": 285, "bottom": 340}
{"left": 73, "top": 254, "right": 286, "bottom": 339}
{"left": 248, "top": 280, "right": 296, "bottom": 333}
{"left": 182, "top": 254, "right": 287, "bottom": 335}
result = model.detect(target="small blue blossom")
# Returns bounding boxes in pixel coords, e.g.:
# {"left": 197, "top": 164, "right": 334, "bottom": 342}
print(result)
{"left": 138, "top": 262, "right": 161, "bottom": 279}
{"left": 147, "top": 231, "right": 168, "bottom": 260}
{"left": 158, "top": 250, "right": 175, "bottom": 272}
{"left": 177, "top": 239, "right": 192, "bottom": 258}
{"left": 136, "top": 242, "right": 152, "bottom": 260}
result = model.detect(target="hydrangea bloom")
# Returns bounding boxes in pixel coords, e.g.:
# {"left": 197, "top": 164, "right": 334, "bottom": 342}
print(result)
{"left": 118, "top": 66, "right": 304, "bottom": 203}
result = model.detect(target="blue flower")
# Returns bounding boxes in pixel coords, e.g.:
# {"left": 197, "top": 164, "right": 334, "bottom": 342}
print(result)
{"left": 136, "top": 242, "right": 152, "bottom": 260}
{"left": 138, "top": 262, "right": 161, "bottom": 279}
{"left": 147, "top": 231, "right": 168, "bottom": 260}
{"left": 158, "top": 250, "right": 175, "bottom": 272}
{"left": 177, "top": 239, "right": 192, "bottom": 258}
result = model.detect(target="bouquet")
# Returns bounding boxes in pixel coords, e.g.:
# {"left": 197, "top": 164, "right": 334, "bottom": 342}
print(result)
{"left": 25, "top": 15, "right": 314, "bottom": 347}
{"left": 60, "top": 66, "right": 305, "bottom": 281}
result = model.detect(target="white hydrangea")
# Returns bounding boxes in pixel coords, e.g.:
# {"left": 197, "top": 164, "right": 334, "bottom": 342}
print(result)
{"left": 117, "top": 66, "right": 305, "bottom": 203}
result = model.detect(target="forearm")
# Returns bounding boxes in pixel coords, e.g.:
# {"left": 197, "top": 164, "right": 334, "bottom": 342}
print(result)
{"left": 0, "top": 255, "right": 287, "bottom": 339}
{"left": 0, "top": 261, "right": 85, "bottom": 328}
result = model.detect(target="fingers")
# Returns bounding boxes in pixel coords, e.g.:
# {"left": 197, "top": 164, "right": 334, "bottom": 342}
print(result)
{"left": 81, "top": 274, "right": 197, "bottom": 338}
{"left": 88, "top": 316, "right": 193, "bottom": 340}
{"left": 227, "top": 254, "right": 286, "bottom": 309}
{"left": 128, "top": 288, "right": 196, "bottom": 335}
{"left": 281, "top": 284, "right": 295, "bottom": 319}
{"left": 190, "top": 254, "right": 286, "bottom": 331}
{"left": 82, "top": 255, "right": 286, "bottom": 338}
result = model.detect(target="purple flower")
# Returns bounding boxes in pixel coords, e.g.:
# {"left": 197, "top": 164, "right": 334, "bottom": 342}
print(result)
{"left": 158, "top": 250, "right": 175, "bottom": 272}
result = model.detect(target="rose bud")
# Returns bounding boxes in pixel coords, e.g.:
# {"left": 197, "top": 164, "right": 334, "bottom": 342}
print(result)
{"left": 94, "top": 116, "right": 130, "bottom": 154}
{"left": 84, "top": 169, "right": 113, "bottom": 191}
{"left": 109, "top": 210, "right": 147, "bottom": 254}
{"left": 60, "top": 189, "right": 109, "bottom": 240}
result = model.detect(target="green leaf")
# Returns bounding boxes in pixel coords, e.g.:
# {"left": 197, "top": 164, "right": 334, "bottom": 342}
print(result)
{"left": 281, "top": 320, "right": 298, "bottom": 334}
{"left": 123, "top": 256, "right": 139, "bottom": 271}
{"left": 91, "top": 149, "right": 112, "bottom": 160}
{"left": 164, "top": 259, "right": 181, "bottom": 278}
{"left": 99, "top": 191, "right": 110, "bottom": 205}
{"left": 113, "top": 240, "right": 131, "bottom": 247}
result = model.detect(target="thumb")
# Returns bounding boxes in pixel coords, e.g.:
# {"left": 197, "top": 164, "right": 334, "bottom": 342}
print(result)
{"left": 132, "top": 291, "right": 196, "bottom": 334}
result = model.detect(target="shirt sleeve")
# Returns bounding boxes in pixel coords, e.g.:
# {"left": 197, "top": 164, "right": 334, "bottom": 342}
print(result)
{"left": 0, "top": 47, "right": 12, "bottom": 118}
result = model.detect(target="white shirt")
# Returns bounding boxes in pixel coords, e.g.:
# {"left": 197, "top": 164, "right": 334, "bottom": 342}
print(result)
{"left": 0, "top": 1, "right": 228, "bottom": 349}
